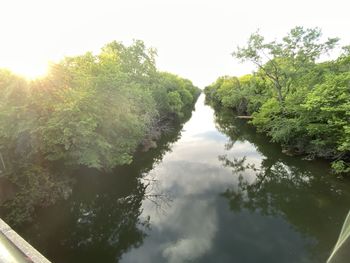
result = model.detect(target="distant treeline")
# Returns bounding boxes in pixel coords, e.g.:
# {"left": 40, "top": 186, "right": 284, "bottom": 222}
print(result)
{"left": 204, "top": 27, "right": 350, "bottom": 174}
{"left": 0, "top": 40, "right": 200, "bottom": 223}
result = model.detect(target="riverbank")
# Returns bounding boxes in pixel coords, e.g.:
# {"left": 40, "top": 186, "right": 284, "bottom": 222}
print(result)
{"left": 0, "top": 40, "right": 200, "bottom": 226}
{"left": 12, "top": 94, "right": 350, "bottom": 263}
{"left": 204, "top": 27, "right": 350, "bottom": 175}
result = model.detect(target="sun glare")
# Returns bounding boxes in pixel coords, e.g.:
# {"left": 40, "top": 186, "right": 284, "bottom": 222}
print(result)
{"left": 1, "top": 61, "right": 49, "bottom": 80}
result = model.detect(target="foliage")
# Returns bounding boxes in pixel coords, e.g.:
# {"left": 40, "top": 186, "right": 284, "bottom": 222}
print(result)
{"left": 0, "top": 40, "right": 200, "bottom": 224}
{"left": 233, "top": 26, "right": 339, "bottom": 104}
{"left": 204, "top": 74, "right": 270, "bottom": 115}
{"left": 205, "top": 26, "right": 350, "bottom": 174}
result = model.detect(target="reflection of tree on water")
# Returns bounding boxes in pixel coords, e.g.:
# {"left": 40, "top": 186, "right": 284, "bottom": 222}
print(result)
{"left": 63, "top": 173, "right": 149, "bottom": 263}
{"left": 142, "top": 176, "right": 172, "bottom": 214}
{"left": 214, "top": 107, "right": 350, "bottom": 262}
{"left": 15, "top": 111, "right": 191, "bottom": 263}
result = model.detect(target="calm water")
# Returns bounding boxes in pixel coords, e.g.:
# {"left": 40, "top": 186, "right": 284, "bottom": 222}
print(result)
{"left": 16, "top": 95, "right": 350, "bottom": 263}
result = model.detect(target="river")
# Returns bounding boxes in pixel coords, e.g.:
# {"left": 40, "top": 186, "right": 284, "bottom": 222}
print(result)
{"left": 15, "top": 94, "right": 350, "bottom": 263}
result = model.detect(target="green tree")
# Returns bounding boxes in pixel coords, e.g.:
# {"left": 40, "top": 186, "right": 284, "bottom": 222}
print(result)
{"left": 0, "top": 40, "right": 200, "bottom": 224}
{"left": 233, "top": 27, "right": 339, "bottom": 104}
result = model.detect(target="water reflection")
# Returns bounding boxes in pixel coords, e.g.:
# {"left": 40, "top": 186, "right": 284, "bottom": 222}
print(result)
{"left": 15, "top": 169, "right": 149, "bottom": 263}
{"left": 15, "top": 108, "right": 192, "bottom": 263}
{"left": 123, "top": 96, "right": 350, "bottom": 263}
{"left": 121, "top": 96, "right": 234, "bottom": 262}
{"left": 216, "top": 108, "right": 350, "bottom": 263}
{"left": 13, "top": 95, "right": 350, "bottom": 263}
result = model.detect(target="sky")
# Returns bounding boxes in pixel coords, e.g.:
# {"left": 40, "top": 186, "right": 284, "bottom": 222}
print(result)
{"left": 0, "top": 0, "right": 349, "bottom": 87}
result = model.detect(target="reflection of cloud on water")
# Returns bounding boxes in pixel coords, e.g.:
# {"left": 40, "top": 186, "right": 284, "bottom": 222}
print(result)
{"left": 192, "top": 130, "right": 228, "bottom": 142}
{"left": 161, "top": 200, "right": 217, "bottom": 263}
{"left": 121, "top": 161, "right": 225, "bottom": 262}
{"left": 159, "top": 133, "right": 262, "bottom": 169}
{"left": 123, "top": 129, "right": 264, "bottom": 262}
{"left": 121, "top": 95, "right": 270, "bottom": 262}
{"left": 180, "top": 95, "right": 217, "bottom": 142}
{"left": 145, "top": 157, "right": 252, "bottom": 208}
{"left": 124, "top": 159, "right": 256, "bottom": 262}
{"left": 122, "top": 197, "right": 218, "bottom": 263}
{"left": 147, "top": 161, "right": 235, "bottom": 197}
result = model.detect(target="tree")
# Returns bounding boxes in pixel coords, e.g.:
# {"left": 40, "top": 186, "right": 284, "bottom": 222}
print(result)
{"left": 233, "top": 27, "right": 339, "bottom": 105}
{"left": 0, "top": 40, "right": 200, "bottom": 224}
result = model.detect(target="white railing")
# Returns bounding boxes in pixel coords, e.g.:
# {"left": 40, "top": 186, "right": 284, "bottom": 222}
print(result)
{"left": 0, "top": 219, "right": 51, "bottom": 263}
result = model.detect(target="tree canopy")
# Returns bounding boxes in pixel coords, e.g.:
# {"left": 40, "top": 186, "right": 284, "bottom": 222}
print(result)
{"left": 205, "top": 26, "right": 350, "bottom": 174}
{"left": 0, "top": 40, "right": 200, "bottom": 224}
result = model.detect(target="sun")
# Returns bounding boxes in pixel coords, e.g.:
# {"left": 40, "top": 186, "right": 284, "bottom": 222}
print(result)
{"left": 0, "top": 60, "right": 49, "bottom": 80}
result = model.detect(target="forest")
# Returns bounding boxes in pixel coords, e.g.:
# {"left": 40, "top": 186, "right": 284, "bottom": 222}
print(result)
{"left": 204, "top": 27, "right": 350, "bottom": 175}
{"left": 0, "top": 40, "right": 200, "bottom": 223}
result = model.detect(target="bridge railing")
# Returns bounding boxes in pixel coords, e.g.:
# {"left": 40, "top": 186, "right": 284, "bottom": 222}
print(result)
{"left": 0, "top": 219, "right": 51, "bottom": 263}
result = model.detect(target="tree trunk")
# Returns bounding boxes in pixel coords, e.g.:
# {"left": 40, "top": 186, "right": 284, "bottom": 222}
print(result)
{"left": 274, "top": 81, "right": 284, "bottom": 105}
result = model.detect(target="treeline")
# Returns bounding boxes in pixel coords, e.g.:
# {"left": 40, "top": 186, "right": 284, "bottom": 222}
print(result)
{"left": 0, "top": 40, "right": 200, "bottom": 223}
{"left": 204, "top": 27, "right": 350, "bottom": 174}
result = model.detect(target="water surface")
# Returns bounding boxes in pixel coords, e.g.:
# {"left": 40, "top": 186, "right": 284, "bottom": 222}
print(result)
{"left": 17, "top": 95, "right": 350, "bottom": 263}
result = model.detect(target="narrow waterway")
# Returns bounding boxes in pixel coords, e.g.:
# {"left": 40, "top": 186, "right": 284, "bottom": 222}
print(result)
{"left": 17, "top": 94, "right": 350, "bottom": 263}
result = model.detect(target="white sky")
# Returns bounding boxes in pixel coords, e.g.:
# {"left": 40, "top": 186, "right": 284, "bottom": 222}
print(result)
{"left": 0, "top": 0, "right": 349, "bottom": 87}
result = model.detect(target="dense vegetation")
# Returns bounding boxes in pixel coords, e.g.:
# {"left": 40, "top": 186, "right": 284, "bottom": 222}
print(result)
{"left": 204, "top": 27, "right": 350, "bottom": 174}
{"left": 0, "top": 40, "right": 200, "bottom": 223}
